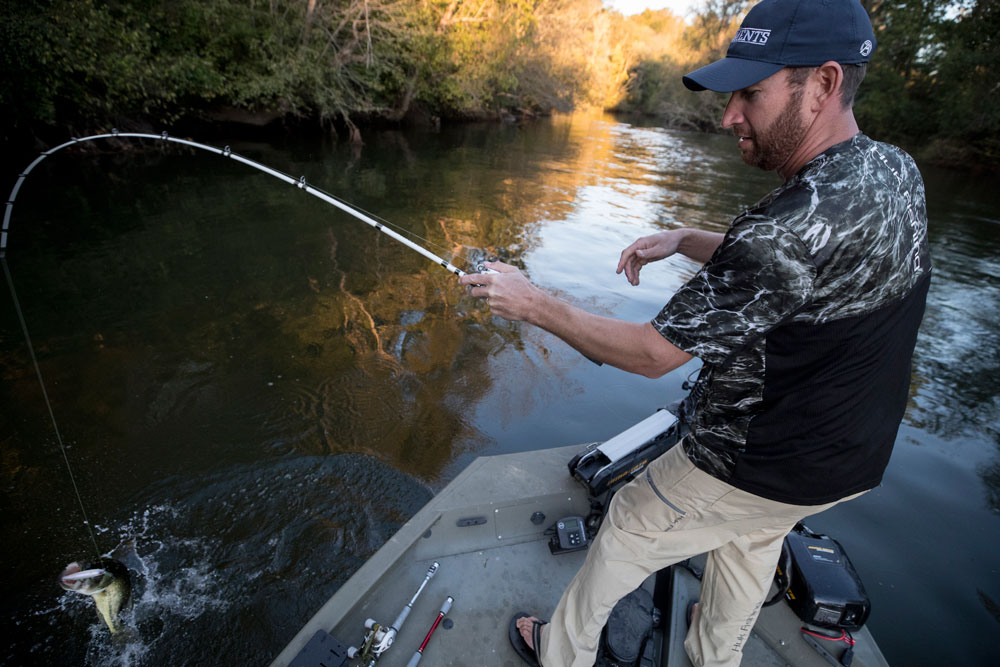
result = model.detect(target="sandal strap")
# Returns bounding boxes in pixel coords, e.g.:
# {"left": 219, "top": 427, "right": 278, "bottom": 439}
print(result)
{"left": 532, "top": 620, "right": 547, "bottom": 663}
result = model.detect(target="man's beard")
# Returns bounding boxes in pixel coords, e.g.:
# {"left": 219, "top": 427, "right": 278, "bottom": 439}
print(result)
{"left": 740, "top": 88, "right": 807, "bottom": 172}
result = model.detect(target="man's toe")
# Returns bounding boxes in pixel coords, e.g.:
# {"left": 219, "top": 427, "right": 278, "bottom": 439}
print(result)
{"left": 517, "top": 616, "right": 539, "bottom": 648}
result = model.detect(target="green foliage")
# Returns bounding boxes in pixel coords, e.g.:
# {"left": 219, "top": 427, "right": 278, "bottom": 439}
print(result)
{"left": 929, "top": 1, "right": 1000, "bottom": 159}
{"left": 854, "top": 0, "right": 947, "bottom": 142}
{"left": 1, "top": 0, "right": 621, "bottom": 141}
{"left": 615, "top": 1, "right": 748, "bottom": 131}
{"left": 0, "top": 0, "right": 995, "bottom": 167}
{"left": 853, "top": 0, "right": 999, "bottom": 165}
{"left": 1, "top": 0, "right": 278, "bottom": 135}
{"left": 681, "top": 0, "right": 748, "bottom": 64}
{"left": 619, "top": 0, "right": 997, "bottom": 168}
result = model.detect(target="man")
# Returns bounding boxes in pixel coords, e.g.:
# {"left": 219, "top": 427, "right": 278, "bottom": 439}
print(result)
{"left": 458, "top": 0, "right": 930, "bottom": 665}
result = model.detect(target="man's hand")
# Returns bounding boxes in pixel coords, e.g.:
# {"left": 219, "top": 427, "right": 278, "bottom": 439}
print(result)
{"left": 457, "top": 261, "right": 542, "bottom": 322}
{"left": 456, "top": 259, "right": 692, "bottom": 377}
{"left": 617, "top": 229, "right": 725, "bottom": 283}
{"left": 616, "top": 231, "right": 682, "bottom": 286}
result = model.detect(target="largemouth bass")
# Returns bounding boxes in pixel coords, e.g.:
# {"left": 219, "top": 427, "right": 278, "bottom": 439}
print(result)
{"left": 59, "top": 558, "right": 132, "bottom": 634}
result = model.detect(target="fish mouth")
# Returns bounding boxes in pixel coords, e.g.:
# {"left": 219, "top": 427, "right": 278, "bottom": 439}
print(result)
{"left": 59, "top": 562, "right": 113, "bottom": 594}
{"left": 62, "top": 568, "right": 108, "bottom": 582}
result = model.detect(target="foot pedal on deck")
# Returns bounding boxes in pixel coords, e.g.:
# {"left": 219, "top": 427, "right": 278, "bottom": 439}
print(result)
{"left": 288, "top": 629, "right": 350, "bottom": 667}
{"left": 596, "top": 587, "right": 659, "bottom": 667}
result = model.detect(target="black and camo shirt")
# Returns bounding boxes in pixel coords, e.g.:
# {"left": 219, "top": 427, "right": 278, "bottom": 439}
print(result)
{"left": 653, "top": 133, "right": 931, "bottom": 505}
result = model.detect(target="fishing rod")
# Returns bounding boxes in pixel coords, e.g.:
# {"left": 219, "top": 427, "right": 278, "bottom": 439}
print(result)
{"left": 406, "top": 595, "right": 453, "bottom": 667}
{"left": 2, "top": 130, "right": 485, "bottom": 277}
{"left": 348, "top": 561, "right": 439, "bottom": 665}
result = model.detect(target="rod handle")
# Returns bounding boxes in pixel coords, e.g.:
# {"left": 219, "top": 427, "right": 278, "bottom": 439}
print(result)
{"left": 392, "top": 606, "right": 412, "bottom": 631}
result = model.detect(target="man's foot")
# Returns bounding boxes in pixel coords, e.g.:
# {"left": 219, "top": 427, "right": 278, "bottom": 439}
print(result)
{"left": 508, "top": 612, "right": 547, "bottom": 666}
{"left": 686, "top": 601, "right": 699, "bottom": 628}
{"left": 516, "top": 615, "right": 541, "bottom": 649}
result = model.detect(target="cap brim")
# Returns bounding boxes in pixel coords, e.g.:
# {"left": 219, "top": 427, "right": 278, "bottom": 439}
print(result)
{"left": 683, "top": 58, "right": 785, "bottom": 92}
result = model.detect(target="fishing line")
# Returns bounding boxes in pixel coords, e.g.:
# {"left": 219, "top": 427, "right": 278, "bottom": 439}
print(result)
{"left": 1, "top": 256, "right": 102, "bottom": 560}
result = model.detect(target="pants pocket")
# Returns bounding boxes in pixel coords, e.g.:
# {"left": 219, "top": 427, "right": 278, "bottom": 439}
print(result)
{"left": 608, "top": 466, "right": 692, "bottom": 534}
{"left": 645, "top": 471, "right": 688, "bottom": 531}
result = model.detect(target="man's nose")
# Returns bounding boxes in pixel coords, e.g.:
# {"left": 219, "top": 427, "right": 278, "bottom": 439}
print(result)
{"left": 721, "top": 94, "right": 742, "bottom": 129}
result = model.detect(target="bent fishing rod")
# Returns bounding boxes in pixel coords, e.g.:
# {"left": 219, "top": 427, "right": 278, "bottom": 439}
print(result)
{"left": 1, "top": 132, "right": 492, "bottom": 560}
{"left": 2, "top": 130, "right": 485, "bottom": 277}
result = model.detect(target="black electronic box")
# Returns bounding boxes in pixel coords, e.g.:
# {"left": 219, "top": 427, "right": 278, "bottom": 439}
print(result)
{"left": 784, "top": 528, "right": 871, "bottom": 631}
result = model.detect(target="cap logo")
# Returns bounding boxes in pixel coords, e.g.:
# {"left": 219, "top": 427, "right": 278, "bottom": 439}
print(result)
{"left": 860, "top": 40, "right": 873, "bottom": 56}
{"left": 732, "top": 28, "right": 771, "bottom": 46}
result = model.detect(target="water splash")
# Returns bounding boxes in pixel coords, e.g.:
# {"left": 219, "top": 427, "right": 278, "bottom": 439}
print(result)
{"left": 85, "top": 505, "right": 228, "bottom": 666}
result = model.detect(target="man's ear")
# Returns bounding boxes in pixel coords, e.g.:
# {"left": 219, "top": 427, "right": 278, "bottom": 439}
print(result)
{"left": 811, "top": 61, "right": 844, "bottom": 111}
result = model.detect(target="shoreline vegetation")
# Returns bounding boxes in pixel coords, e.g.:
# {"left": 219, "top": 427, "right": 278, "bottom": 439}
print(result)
{"left": 2, "top": 0, "right": 997, "bottom": 171}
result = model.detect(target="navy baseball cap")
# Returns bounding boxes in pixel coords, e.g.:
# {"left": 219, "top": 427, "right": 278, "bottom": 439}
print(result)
{"left": 683, "top": 0, "right": 877, "bottom": 92}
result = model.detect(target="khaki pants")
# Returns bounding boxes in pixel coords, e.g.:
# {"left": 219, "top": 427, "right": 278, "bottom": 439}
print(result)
{"left": 537, "top": 443, "right": 862, "bottom": 667}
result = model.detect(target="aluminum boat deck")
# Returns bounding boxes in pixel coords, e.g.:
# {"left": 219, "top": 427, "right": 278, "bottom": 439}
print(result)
{"left": 271, "top": 444, "right": 887, "bottom": 667}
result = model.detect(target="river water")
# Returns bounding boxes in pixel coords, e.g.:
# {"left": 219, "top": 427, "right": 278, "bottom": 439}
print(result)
{"left": 1, "top": 113, "right": 997, "bottom": 666}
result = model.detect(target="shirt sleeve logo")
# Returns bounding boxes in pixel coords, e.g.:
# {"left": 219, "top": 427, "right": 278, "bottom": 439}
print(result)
{"left": 733, "top": 28, "right": 771, "bottom": 46}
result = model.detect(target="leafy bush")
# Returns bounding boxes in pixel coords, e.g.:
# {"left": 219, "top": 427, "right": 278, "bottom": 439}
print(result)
{"left": 1, "top": 0, "right": 995, "bottom": 167}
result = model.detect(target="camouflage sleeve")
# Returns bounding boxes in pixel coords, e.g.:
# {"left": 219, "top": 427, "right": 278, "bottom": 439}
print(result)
{"left": 651, "top": 217, "right": 816, "bottom": 366}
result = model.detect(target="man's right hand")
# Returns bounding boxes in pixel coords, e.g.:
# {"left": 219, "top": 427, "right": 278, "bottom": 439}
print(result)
{"left": 616, "top": 231, "right": 682, "bottom": 286}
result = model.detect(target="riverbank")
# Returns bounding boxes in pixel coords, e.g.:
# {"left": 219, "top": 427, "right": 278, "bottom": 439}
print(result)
{"left": 8, "top": 104, "right": 998, "bottom": 190}
{"left": 4, "top": 1, "right": 996, "bottom": 175}
{"left": 2, "top": 103, "right": 554, "bottom": 185}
